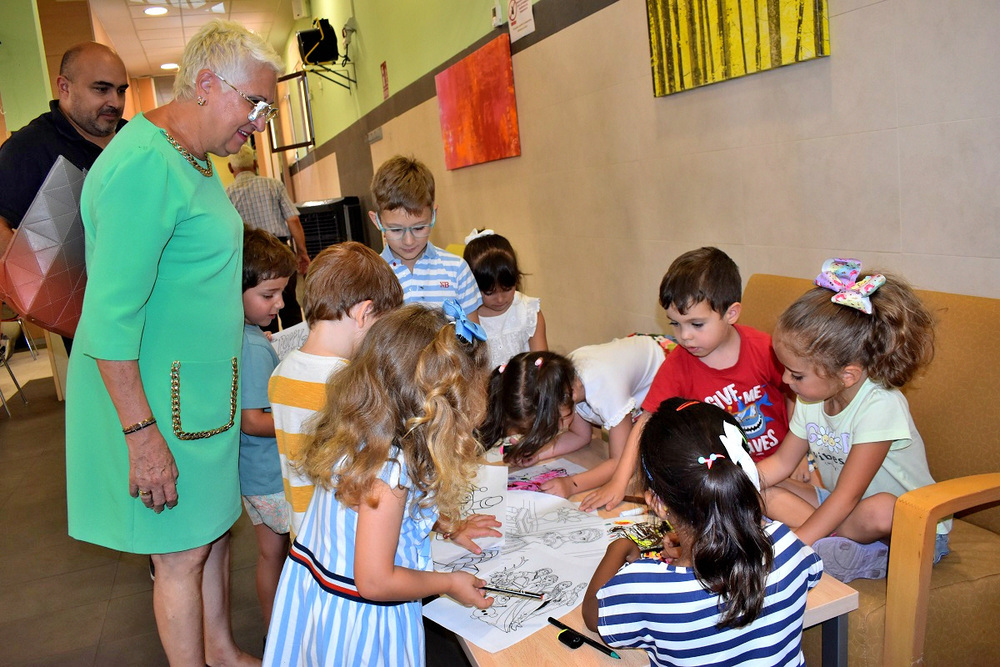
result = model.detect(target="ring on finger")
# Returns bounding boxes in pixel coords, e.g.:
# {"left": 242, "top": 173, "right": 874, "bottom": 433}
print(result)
{"left": 139, "top": 489, "right": 152, "bottom": 497}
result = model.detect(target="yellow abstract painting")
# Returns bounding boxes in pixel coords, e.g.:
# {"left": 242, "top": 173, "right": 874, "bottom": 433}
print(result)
{"left": 647, "top": 0, "right": 830, "bottom": 96}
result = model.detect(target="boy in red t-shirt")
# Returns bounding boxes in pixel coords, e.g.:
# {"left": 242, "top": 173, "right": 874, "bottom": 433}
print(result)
{"left": 580, "top": 247, "right": 816, "bottom": 511}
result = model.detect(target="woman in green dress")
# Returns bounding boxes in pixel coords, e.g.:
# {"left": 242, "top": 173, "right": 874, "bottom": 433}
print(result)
{"left": 66, "top": 20, "right": 283, "bottom": 665}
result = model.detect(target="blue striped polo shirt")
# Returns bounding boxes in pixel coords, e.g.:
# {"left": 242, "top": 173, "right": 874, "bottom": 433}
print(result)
{"left": 380, "top": 241, "right": 482, "bottom": 314}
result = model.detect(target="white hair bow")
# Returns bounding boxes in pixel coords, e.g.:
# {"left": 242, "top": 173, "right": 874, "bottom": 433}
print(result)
{"left": 719, "top": 421, "right": 760, "bottom": 491}
{"left": 464, "top": 228, "right": 496, "bottom": 244}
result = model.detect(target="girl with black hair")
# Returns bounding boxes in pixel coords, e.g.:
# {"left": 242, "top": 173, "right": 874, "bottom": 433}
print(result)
{"left": 478, "top": 333, "right": 669, "bottom": 497}
{"left": 583, "top": 398, "right": 822, "bottom": 666}
{"left": 462, "top": 229, "right": 547, "bottom": 369}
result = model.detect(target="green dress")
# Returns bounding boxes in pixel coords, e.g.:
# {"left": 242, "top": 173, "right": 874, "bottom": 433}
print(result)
{"left": 66, "top": 114, "right": 243, "bottom": 554}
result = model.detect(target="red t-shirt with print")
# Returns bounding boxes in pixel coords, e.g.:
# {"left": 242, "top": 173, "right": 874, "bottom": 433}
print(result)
{"left": 641, "top": 324, "right": 789, "bottom": 461}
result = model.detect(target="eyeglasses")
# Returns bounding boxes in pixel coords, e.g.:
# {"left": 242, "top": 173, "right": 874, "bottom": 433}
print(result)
{"left": 377, "top": 210, "right": 436, "bottom": 240}
{"left": 212, "top": 71, "right": 277, "bottom": 123}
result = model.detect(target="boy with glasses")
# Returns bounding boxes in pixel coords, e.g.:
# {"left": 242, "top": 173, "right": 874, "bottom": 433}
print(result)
{"left": 369, "top": 155, "right": 482, "bottom": 317}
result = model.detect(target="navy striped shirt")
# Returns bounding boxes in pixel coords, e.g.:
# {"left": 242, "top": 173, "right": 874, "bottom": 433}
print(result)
{"left": 597, "top": 521, "right": 822, "bottom": 666}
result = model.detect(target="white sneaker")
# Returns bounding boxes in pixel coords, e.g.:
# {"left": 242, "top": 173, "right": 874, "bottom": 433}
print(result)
{"left": 813, "top": 537, "right": 888, "bottom": 583}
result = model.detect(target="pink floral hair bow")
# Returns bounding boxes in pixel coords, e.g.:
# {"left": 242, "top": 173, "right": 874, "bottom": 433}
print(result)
{"left": 815, "top": 258, "right": 885, "bottom": 315}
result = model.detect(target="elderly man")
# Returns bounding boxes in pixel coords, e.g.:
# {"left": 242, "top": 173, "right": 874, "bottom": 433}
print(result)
{"left": 0, "top": 42, "right": 128, "bottom": 255}
{"left": 227, "top": 144, "right": 310, "bottom": 331}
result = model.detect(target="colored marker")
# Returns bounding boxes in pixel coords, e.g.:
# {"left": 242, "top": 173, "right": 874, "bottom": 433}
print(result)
{"left": 482, "top": 585, "right": 545, "bottom": 600}
{"left": 548, "top": 617, "right": 621, "bottom": 660}
{"left": 618, "top": 507, "right": 646, "bottom": 517}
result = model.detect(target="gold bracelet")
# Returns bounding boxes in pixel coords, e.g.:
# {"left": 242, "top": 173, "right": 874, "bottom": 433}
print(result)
{"left": 123, "top": 416, "right": 157, "bottom": 435}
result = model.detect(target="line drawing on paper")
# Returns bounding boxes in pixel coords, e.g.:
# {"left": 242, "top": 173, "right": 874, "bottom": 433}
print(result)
{"left": 433, "top": 546, "right": 502, "bottom": 575}
{"left": 462, "top": 484, "right": 504, "bottom": 513}
{"left": 470, "top": 558, "right": 587, "bottom": 634}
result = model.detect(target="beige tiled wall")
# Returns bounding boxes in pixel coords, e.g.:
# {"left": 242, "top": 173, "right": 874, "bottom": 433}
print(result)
{"left": 303, "top": 0, "right": 1000, "bottom": 351}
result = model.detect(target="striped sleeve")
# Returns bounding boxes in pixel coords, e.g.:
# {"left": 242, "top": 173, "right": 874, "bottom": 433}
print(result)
{"left": 268, "top": 352, "right": 349, "bottom": 539}
{"left": 453, "top": 257, "right": 483, "bottom": 314}
{"left": 596, "top": 521, "right": 822, "bottom": 667}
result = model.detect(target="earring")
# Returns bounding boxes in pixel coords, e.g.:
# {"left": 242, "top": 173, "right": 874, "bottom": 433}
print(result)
{"left": 197, "top": 96, "right": 206, "bottom": 107}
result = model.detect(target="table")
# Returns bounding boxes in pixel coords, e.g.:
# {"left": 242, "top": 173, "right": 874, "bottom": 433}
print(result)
{"left": 457, "top": 439, "right": 859, "bottom": 667}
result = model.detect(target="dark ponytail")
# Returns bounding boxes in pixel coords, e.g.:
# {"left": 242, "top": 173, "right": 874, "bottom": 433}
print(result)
{"left": 639, "top": 397, "right": 773, "bottom": 629}
{"left": 476, "top": 351, "right": 575, "bottom": 464}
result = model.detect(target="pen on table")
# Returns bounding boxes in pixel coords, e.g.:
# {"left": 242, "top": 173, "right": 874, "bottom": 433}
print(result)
{"left": 548, "top": 617, "right": 621, "bottom": 660}
{"left": 482, "top": 585, "right": 545, "bottom": 600}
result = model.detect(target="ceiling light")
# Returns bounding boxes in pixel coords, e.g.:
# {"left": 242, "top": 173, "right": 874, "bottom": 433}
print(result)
{"left": 161, "top": 63, "right": 179, "bottom": 70}
{"left": 144, "top": 7, "right": 168, "bottom": 16}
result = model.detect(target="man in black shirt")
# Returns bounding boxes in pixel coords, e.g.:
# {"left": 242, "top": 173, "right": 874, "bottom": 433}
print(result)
{"left": 0, "top": 42, "right": 129, "bottom": 254}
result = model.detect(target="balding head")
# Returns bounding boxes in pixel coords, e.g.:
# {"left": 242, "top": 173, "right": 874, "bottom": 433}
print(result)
{"left": 56, "top": 42, "right": 129, "bottom": 146}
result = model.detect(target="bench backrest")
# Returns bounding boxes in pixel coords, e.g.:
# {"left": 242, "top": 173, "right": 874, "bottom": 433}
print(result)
{"left": 740, "top": 274, "right": 1000, "bottom": 533}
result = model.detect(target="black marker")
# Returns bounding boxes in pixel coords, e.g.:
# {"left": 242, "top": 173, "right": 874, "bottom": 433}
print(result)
{"left": 547, "top": 617, "right": 621, "bottom": 659}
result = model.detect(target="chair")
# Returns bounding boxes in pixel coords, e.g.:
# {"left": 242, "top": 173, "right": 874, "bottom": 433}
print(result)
{"left": 0, "top": 334, "right": 28, "bottom": 417}
{"left": 0, "top": 302, "right": 38, "bottom": 361}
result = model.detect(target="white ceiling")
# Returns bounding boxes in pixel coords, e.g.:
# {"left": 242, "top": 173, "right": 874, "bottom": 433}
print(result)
{"left": 89, "top": 0, "right": 296, "bottom": 79}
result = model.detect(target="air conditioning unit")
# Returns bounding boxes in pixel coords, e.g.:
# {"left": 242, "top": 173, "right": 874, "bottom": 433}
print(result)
{"left": 296, "top": 197, "right": 367, "bottom": 258}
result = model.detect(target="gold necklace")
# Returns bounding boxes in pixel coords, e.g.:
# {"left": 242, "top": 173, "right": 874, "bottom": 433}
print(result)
{"left": 161, "top": 130, "right": 213, "bottom": 177}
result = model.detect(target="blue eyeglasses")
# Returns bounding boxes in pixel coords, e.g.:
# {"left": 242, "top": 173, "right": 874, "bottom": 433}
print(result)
{"left": 377, "top": 210, "right": 436, "bottom": 240}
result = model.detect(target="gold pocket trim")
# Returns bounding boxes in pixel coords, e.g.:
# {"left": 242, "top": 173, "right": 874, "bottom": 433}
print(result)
{"left": 170, "top": 357, "right": 239, "bottom": 440}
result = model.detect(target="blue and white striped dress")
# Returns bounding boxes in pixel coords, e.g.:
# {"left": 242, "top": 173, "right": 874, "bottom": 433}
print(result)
{"left": 596, "top": 521, "right": 823, "bottom": 667}
{"left": 264, "top": 452, "right": 438, "bottom": 666}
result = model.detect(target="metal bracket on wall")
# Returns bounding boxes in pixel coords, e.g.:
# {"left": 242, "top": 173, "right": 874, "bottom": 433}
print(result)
{"left": 303, "top": 63, "right": 357, "bottom": 91}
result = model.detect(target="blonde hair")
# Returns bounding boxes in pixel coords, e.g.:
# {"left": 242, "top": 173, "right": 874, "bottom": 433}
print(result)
{"left": 173, "top": 20, "right": 283, "bottom": 100}
{"left": 301, "top": 305, "right": 489, "bottom": 529}
{"left": 775, "top": 272, "right": 935, "bottom": 388}
{"left": 370, "top": 155, "right": 435, "bottom": 214}
{"left": 228, "top": 143, "right": 256, "bottom": 171}
{"left": 302, "top": 241, "right": 403, "bottom": 325}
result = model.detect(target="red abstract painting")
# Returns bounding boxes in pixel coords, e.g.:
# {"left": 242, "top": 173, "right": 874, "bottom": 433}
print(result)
{"left": 435, "top": 34, "right": 521, "bottom": 170}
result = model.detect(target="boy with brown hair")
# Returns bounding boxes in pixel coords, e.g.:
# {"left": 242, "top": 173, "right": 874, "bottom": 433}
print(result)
{"left": 581, "top": 247, "right": 812, "bottom": 511}
{"left": 369, "top": 155, "right": 482, "bottom": 316}
{"left": 268, "top": 241, "right": 404, "bottom": 538}
{"left": 239, "top": 227, "right": 297, "bottom": 627}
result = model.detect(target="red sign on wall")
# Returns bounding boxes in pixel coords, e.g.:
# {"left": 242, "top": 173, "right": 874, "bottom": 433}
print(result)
{"left": 380, "top": 61, "right": 389, "bottom": 100}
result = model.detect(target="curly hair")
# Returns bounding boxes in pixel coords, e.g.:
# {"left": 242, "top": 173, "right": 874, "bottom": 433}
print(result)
{"left": 477, "top": 351, "right": 576, "bottom": 465}
{"left": 639, "top": 398, "right": 773, "bottom": 629}
{"left": 300, "top": 304, "right": 489, "bottom": 529}
{"left": 775, "top": 272, "right": 935, "bottom": 388}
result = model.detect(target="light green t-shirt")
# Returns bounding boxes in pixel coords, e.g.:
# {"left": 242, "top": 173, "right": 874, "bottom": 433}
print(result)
{"left": 790, "top": 378, "right": 951, "bottom": 535}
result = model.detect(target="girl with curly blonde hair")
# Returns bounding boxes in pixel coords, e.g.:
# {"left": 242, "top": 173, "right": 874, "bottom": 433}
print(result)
{"left": 264, "top": 303, "right": 501, "bottom": 665}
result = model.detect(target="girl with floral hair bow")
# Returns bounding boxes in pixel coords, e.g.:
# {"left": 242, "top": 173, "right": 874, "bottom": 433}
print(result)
{"left": 756, "top": 259, "right": 951, "bottom": 584}
{"left": 583, "top": 397, "right": 823, "bottom": 667}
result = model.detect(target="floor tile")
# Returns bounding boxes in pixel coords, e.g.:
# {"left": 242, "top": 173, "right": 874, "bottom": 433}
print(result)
{"left": 0, "top": 563, "right": 117, "bottom": 625}
{"left": 0, "top": 601, "right": 107, "bottom": 663}
{"left": 92, "top": 631, "right": 168, "bottom": 667}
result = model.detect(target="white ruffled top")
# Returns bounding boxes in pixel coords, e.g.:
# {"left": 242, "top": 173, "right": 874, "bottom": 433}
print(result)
{"left": 480, "top": 291, "right": 541, "bottom": 370}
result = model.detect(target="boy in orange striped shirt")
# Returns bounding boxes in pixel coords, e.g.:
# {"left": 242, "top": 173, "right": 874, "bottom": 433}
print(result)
{"left": 269, "top": 241, "right": 403, "bottom": 539}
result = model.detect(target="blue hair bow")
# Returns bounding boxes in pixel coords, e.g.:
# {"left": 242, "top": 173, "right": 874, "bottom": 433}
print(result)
{"left": 442, "top": 299, "right": 487, "bottom": 343}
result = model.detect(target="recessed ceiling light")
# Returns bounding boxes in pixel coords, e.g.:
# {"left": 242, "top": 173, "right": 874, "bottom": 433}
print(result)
{"left": 144, "top": 7, "right": 168, "bottom": 16}
{"left": 161, "top": 63, "right": 179, "bottom": 70}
